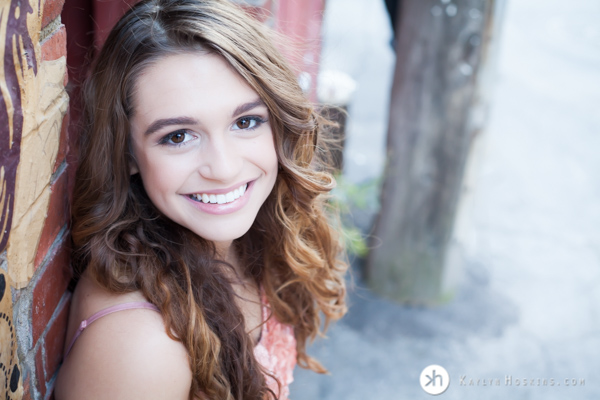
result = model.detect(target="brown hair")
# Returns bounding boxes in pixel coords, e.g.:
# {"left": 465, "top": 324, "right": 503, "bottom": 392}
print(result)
{"left": 71, "top": 0, "right": 347, "bottom": 398}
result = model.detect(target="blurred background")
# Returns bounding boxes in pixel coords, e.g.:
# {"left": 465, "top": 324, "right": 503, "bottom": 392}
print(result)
{"left": 0, "top": 0, "right": 598, "bottom": 398}
{"left": 291, "top": 0, "right": 600, "bottom": 399}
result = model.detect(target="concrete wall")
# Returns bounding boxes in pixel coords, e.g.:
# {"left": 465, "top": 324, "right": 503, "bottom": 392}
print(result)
{"left": 0, "top": 0, "right": 324, "bottom": 399}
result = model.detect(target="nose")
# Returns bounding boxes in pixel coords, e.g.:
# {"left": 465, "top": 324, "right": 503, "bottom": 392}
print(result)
{"left": 197, "top": 135, "right": 242, "bottom": 182}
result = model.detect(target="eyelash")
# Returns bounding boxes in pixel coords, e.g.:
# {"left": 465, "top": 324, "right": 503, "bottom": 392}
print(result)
{"left": 158, "top": 130, "right": 195, "bottom": 147}
{"left": 157, "top": 116, "right": 268, "bottom": 147}
{"left": 232, "top": 116, "right": 268, "bottom": 131}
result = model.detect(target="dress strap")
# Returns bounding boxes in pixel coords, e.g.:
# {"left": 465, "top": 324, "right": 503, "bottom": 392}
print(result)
{"left": 65, "top": 301, "right": 159, "bottom": 358}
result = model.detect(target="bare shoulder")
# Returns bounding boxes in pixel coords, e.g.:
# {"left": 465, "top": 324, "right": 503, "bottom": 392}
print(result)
{"left": 55, "top": 275, "right": 191, "bottom": 400}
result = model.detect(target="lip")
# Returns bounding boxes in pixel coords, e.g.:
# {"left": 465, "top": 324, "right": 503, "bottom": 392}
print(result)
{"left": 183, "top": 180, "right": 255, "bottom": 215}
{"left": 185, "top": 179, "right": 253, "bottom": 196}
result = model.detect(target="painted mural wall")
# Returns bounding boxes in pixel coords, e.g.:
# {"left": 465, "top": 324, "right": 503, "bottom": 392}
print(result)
{"left": 0, "top": 266, "right": 21, "bottom": 399}
{"left": 1, "top": 0, "right": 70, "bottom": 397}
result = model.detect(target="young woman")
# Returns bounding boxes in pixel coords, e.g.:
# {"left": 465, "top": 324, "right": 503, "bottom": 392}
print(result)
{"left": 54, "top": 0, "right": 347, "bottom": 399}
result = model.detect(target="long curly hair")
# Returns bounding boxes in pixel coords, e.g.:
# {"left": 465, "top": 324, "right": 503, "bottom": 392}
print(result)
{"left": 70, "top": 0, "right": 348, "bottom": 398}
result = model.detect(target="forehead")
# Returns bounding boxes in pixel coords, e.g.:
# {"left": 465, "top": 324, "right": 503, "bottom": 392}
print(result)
{"left": 131, "top": 52, "right": 261, "bottom": 122}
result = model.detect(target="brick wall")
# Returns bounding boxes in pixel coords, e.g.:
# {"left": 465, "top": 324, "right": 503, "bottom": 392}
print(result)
{"left": 1, "top": 0, "right": 71, "bottom": 397}
{"left": 0, "top": 0, "right": 324, "bottom": 399}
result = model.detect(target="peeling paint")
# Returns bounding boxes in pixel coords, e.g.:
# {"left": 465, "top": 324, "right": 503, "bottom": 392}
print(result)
{"left": 0, "top": 271, "right": 23, "bottom": 399}
{"left": 3, "top": 1, "right": 68, "bottom": 288}
{"left": 1, "top": 0, "right": 69, "bottom": 397}
{"left": 7, "top": 58, "right": 67, "bottom": 288}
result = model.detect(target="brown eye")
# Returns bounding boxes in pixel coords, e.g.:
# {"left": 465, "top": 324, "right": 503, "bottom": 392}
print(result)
{"left": 232, "top": 116, "right": 264, "bottom": 131}
{"left": 159, "top": 130, "right": 192, "bottom": 146}
{"left": 236, "top": 118, "right": 251, "bottom": 129}
{"left": 171, "top": 132, "right": 185, "bottom": 143}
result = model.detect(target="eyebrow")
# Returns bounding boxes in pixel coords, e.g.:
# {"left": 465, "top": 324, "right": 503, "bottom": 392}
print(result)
{"left": 143, "top": 99, "right": 266, "bottom": 136}
{"left": 144, "top": 117, "right": 198, "bottom": 136}
{"left": 231, "top": 99, "right": 266, "bottom": 118}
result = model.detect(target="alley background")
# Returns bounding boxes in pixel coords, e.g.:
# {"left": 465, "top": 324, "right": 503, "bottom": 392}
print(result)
{"left": 290, "top": 0, "right": 600, "bottom": 399}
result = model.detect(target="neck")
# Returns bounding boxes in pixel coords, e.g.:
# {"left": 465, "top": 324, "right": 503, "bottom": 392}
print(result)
{"left": 214, "top": 240, "right": 233, "bottom": 260}
{"left": 214, "top": 240, "right": 244, "bottom": 278}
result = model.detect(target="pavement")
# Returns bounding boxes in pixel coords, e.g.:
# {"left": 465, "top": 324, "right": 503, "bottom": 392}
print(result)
{"left": 289, "top": 0, "right": 600, "bottom": 399}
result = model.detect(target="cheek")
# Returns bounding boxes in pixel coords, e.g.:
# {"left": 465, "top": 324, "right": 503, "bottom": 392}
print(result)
{"left": 137, "top": 154, "right": 180, "bottom": 199}
{"left": 267, "top": 144, "right": 279, "bottom": 172}
{"left": 265, "top": 129, "right": 279, "bottom": 163}
{"left": 264, "top": 138, "right": 279, "bottom": 181}
{"left": 246, "top": 134, "right": 279, "bottom": 198}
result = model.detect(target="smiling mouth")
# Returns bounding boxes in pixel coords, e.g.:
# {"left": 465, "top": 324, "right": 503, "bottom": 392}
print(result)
{"left": 188, "top": 183, "right": 248, "bottom": 205}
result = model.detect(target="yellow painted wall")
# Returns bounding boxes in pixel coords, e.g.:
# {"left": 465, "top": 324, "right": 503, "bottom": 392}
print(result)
{"left": 1, "top": 0, "right": 69, "bottom": 397}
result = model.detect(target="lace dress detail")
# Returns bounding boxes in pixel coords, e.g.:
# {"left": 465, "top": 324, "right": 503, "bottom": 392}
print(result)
{"left": 254, "top": 292, "right": 297, "bottom": 400}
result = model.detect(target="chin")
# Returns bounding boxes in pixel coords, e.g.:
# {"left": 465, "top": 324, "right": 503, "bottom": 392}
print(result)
{"left": 190, "top": 224, "right": 252, "bottom": 245}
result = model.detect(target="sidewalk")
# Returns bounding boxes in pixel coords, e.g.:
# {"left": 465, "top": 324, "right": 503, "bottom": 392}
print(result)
{"left": 290, "top": 0, "right": 600, "bottom": 399}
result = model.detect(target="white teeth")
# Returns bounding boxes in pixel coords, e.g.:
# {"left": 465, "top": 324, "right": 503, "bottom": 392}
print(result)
{"left": 190, "top": 183, "right": 248, "bottom": 205}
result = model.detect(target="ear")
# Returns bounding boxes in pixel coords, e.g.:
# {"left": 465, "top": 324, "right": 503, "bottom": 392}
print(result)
{"left": 129, "top": 158, "right": 139, "bottom": 175}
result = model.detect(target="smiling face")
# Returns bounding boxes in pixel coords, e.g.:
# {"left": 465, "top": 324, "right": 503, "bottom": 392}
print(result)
{"left": 129, "top": 52, "right": 278, "bottom": 249}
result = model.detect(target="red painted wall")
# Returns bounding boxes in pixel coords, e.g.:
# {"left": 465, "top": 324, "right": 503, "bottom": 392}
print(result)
{"left": 86, "top": 0, "right": 325, "bottom": 97}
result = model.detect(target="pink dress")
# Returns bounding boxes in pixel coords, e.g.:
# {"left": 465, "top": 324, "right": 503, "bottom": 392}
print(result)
{"left": 254, "top": 291, "right": 297, "bottom": 399}
{"left": 65, "top": 296, "right": 297, "bottom": 399}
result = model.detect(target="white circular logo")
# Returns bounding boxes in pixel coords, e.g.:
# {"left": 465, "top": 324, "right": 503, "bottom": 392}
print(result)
{"left": 420, "top": 364, "right": 450, "bottom": 395}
